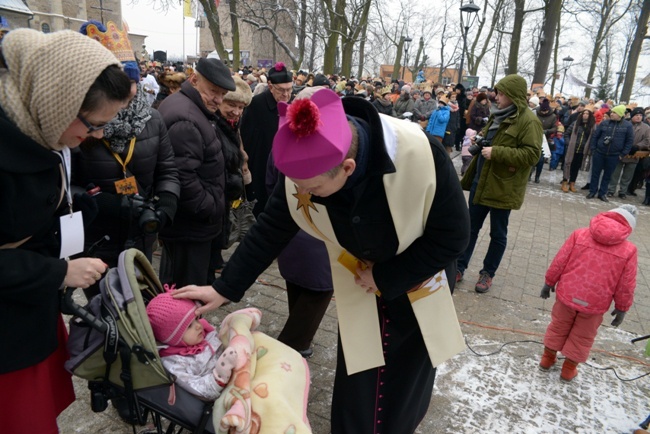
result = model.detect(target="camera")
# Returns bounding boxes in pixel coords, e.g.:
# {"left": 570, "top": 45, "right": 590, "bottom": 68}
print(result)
{"left": 468, "top": 135, "right": 491, "bottom": 156}
{"left": 603, "top": 136, "right": 612, "bottom": 146}
{"left": 125, "top": 194, "right": 161, "bottom": 235}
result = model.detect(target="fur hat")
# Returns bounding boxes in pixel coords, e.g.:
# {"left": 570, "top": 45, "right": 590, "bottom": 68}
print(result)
{"left": 401, "top": 85, "right": 412, "bottom": 94}
{"left": 476, "top": 92, "right": 488, "bottom": 103}
{"left": 224, "top": 75, "right": 253, "bottom": 106}
{"left": 610, "top": 204, "right": 638, "bottom": 230}
{"left": 146, "top": 292, "right": 199, "bottom": 346}
{"left": 272, "top": 89, "right": 351, "bottom": 179}
{"left": 267, "top": 62, "right": 293, "bottom": 84}
{"left": 529, "top": 96, "right": 540, "bottom": 107}
{"left": 312, "top": 73, "right": 330, "bottom": 87}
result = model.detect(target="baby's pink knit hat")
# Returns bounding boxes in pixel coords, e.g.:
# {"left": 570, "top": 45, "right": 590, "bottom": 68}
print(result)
{"left": 146, "top": 292, "right": 197, "bottom": 346}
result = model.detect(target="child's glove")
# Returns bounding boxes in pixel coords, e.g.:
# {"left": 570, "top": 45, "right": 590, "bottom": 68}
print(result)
{"left": 610, "top": 309, "right": 626, "bottom": 327}
{"left": 540, "top": 284, "right": 555, "bottom": 299}
{"left": 212, "top": 347, "right": 238, "bottom": 389}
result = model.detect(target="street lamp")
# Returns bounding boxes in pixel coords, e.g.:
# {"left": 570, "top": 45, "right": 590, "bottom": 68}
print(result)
{"left": 458, "top": 0, "right": 480, "bottom": 86}
{"left": 560, "top": 55, "right": 574, "bottom": 94}
{"left": 401, "top": 36, "right": 413, "bottom": 80}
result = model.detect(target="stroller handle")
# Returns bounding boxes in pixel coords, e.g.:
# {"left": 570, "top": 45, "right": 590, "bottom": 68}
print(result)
{"left": 60, "top": 287, "right": 107, "bottom": 333}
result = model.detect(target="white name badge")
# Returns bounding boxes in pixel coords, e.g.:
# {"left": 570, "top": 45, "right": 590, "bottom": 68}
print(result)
{"left": 59, "top": 211, "right": 85, "bottom": 258}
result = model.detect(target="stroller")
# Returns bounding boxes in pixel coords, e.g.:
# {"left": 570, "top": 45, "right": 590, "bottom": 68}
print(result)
{"left": 62, "top": 248, "right": 216, "bottom": 434}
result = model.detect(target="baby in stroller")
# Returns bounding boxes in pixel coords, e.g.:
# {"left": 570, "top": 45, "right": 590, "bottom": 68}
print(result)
{"left": 146, "top": 289, "right": 238, "bottom": 400}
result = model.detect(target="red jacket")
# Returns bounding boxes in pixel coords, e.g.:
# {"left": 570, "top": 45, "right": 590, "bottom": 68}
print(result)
{"left": 545, "top": 212, "right": 637, "bottom": 314}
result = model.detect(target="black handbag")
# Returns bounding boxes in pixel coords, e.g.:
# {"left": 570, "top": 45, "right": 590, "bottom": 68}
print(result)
{"left": 225, "top": 196, "right": 257, "bottom": 249}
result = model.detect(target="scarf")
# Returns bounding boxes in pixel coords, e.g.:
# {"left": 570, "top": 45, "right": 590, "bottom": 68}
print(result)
{"left": 0, "top": 29, "right": 119, "bottom": 150}
{"left": 487, "top": 104, "right": 517, "bottom": 134}
{"left": 158, "top": 318, "right": 216, "bottom": 357}
{"left": 103, "top": 84, "right": 152, "bottom": 153}
{"left": 448, "top": 101, "right": 459, "bottom": 112}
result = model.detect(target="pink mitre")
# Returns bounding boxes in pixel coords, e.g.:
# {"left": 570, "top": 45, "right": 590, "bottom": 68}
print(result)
{"left": 272, "top": 88, "right": 352, "bottom": 179}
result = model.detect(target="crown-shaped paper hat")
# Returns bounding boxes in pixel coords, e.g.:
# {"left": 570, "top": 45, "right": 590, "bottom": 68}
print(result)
{"left": 273, "top": 89, "right": 351, "bottom": 179}
{"left": 84, "top": 21, "right": 135, "bottom": 63}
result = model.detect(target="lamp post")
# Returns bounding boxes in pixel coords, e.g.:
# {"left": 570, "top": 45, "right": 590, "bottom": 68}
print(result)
{"left": 559, "top": 55, "right": 574, "bottom": 94}
{"left": 458, "top": 0, "right": 480, "bottom": 86}
{"left": 401, "top": 36, "right": 413, "bottom": 80}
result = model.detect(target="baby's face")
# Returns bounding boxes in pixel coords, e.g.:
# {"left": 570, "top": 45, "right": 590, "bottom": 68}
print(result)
{"left": 182, "top": 319, "right": 205, "bottom": 346}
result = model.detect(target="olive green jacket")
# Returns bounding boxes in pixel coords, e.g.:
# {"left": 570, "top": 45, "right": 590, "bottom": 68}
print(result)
{"left": 461, "top": 74, "right": 542, "bottom": 210}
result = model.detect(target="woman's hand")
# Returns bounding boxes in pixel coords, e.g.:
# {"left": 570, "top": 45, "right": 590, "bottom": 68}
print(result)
{"left": 64, "top": 258, "right": 107, "bottom": 289}
{"left": 173, "top": 285, "right": 230, "bottom": 316}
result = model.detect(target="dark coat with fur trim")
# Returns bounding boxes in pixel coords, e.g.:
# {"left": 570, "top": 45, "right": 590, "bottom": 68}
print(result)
{"left": 0, "top": 108, "right": 68, "bottom": 374}
{"left": 158, "top": 81, "right": 226, "bottom": 242}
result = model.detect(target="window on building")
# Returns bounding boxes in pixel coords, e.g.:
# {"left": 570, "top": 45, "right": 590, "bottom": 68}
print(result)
{"left": 41, "top": 23, "right": 50, "bottom": 34}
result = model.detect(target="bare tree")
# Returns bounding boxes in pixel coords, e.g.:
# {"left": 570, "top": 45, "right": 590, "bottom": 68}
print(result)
{"left": 620, "top": 0, "right": 650, "bottom": 103}
{"left": 504, "top": 0, "right": 545, "bottom": 75}
{"left": 569, "top": 0, "right": 633, "bottom": 98}
{"left": 531, "top": 0, "right": 563, "bottom": 85}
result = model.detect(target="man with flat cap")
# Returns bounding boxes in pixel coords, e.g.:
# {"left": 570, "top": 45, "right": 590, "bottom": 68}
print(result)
{"left": 157, "top": 57, "right": 236, "bottom": 286}
{"left": 240, "top": 61, "right": 294, "bottom": 216}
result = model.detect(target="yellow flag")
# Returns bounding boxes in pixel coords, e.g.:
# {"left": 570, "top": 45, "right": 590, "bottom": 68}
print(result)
{"left": 183, "top": 0, "right": 192, "bottom": 17}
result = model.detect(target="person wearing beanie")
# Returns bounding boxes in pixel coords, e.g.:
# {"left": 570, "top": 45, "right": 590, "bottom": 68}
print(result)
{"left": 146, "top": 290, "right": 238, "bottom": 400}
{"left": 172, "top": 87, "right": 470, "bottom": 433}
{"left": 540, "top": 204, "right": 638, "bottom": 382}
{"left": 0, "top": 28, "right": 132, "bottom": 434}
{"left": 426, "top": 95, "right": 451, "bottom": 145}
{"left": 607, "top": 105, "right": 650, "bottom": 199}
{"left": 156, "top": 55, "right": 235, "bottom": 289}
{"left": 468, "top": 91, "right": 490, "bottom": 132}
{"left": 74, "top": 21, "right": 181, "bottom": 302}
{"left": 241, "top": 62, "right": 294, "bottom": 217}
{"left": 586, "top": 103, "right": 634, "bottom": 201}
{"left": 528, "top": 96, "right": 540, "bottom": 110}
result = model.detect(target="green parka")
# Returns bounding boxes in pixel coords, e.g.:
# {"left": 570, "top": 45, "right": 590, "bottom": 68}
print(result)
{"left": 461, "top": 74, "right": 542, "bottom": 210}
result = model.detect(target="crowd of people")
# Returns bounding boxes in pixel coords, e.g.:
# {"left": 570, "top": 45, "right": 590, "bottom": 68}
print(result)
{"left": 0, "top": 23, "right": 643, "bottom": 434}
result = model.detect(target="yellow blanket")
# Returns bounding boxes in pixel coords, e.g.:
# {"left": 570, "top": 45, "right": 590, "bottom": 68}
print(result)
{"left": 213, "top": 308, "right": 312, "bottom": 434}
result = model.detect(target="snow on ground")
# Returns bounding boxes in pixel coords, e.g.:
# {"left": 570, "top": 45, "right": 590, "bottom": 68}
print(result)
{"left": 430, "top": 327, "right": 650, "bottom": 433}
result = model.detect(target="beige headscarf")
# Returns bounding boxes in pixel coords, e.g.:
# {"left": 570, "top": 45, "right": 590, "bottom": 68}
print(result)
{"left": 0, "top": 29, "right": 120, "bottom": 150}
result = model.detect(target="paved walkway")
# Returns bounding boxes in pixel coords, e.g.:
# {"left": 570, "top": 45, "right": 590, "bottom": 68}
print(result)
{"left": 58, "top": 153, "right": 650, "bottom": 433}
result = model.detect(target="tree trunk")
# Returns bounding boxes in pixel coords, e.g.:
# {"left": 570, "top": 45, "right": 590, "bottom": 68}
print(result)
{"left": 532, "top": 0, "right": 562, "bottom": 85}
{"left": 340, "top": 40, "right": 354, "bottom": 78}
{"left": 357, "top": 20, "right": 368, "bottom": 79}
{"left": 229, "top": 0, "right": 240, "bottom": 70}
{"left": 584, "top": 4, "right": 608, "bottom": 99}
{"left": 198, "top": 0, "right": 228, "bottom": 61}
{"left": 392, "top": 36, "right": 405, "bottom": 81}
{"left": 322, "top": 0, "right": 345, "bottom": 74}
{"left": 506, "top": 0, "right": 525, "bottom": 75}
{"left": 620, "top": 0, "right": 650, "bottom": 102}
{"left": 550, "top": 16, "right": 561, "bottom": 95}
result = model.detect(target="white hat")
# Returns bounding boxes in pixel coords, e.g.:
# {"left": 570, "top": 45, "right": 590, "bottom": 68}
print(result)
{"left": 610, "top": 204, "right": 638, "bottom": 230}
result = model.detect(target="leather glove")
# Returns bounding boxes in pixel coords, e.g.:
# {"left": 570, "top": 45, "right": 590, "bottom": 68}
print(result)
{"left": 540, "top": 283, "right": 555, "bottom": 299}
{"left": 154, "top": 192, "right": 178, "bottom": 229}
{"left": 73, "top": 192, "right": 99, "bottom": 226}
{"left": 611, "top": 309, "right": 626, "bottom": 327}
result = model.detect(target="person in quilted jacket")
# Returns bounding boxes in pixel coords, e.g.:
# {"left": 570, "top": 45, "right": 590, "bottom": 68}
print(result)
{"left": 539, "top": 204, "right": 638, "bottom": 382}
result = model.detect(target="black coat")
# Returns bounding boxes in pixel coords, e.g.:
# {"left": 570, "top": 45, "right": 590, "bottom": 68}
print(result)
{"left": 0, "top": 108, "right": 68, "bottom": 374}
{"left": 240, "top": 89, "right": 279, "bottom": 216}
{"left": 72, "top": 109, "right": 180, "bottom": 263}
{"left": 158, "top": 81, "right": 226, "bottom": 242}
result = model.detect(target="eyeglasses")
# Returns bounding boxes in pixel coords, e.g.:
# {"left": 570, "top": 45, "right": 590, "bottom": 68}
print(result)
{"left": 272, "top": 85, "right": 293, "bottom": 95}
{"left": 77, "top": 113, "right": 107, "bottom": 134}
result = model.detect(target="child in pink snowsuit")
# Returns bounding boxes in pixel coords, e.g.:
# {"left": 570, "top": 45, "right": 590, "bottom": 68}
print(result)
{"left": 539, "top": 204, "right": 638, "bottom": 382}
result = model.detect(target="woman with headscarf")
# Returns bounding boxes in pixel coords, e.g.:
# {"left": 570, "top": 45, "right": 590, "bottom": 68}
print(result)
{"left": 0, "top": 29, "right": 132, "bottom": 434}
{"left": 73, "top": 21, "right": 180, "bottom": 301}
